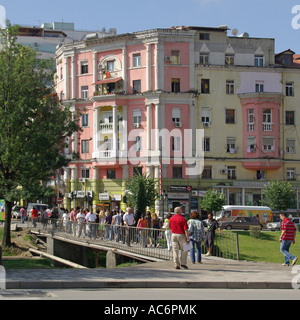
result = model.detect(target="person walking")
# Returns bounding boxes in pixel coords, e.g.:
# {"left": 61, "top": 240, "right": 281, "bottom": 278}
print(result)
{"left": 20, "top": 207, "right": 26, "bottom": 224}
{"left": 123, "top": 207, "right": 134, "bottom": 246}
{"left": 41, "top": 208, "right": 49, "bottom": 230}
{"left": 112, "top": 210, "right": 122, "bottom": 242}
{"left": 152, "top": 213, "right": 161, "bottom": 248}
{"left": 204, "top": 213, "right": 220, "bottom": 256}
{"left": 169, "top": 207, "right": 190, "bottom": 270}
{"left": 104, "top": 211, "right": 113, "bottom": 240}
{"left": 137, "top": 214, "right": 149, "bottom": 248}
{"left": 76, "top": 209, "right": 86, "bottom": 238}
{"left": 62, "top": 209, "right": 70, "bottom": 233}
{"left": 86, "top": 209, "right": 97, "bottom": 239}
{"left": 280, "top": 212, "right": 298, "bottom": 266}
{"left": 31, "top": 206, "right": 38, "bottom": 228}
{"left": 188, "top": 211, "right": 204, "bottom": 264}
{"left": 163, "top": 213, "right": 172, "bottom": 251}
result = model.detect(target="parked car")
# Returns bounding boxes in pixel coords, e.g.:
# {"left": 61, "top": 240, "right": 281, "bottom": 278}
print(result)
{"left": 219, "top": 216, "right": 263, "bottom": 230}
{"left": 27, "top": 203, "right": 49, "bottom": 219}
{"left": 267, "top": 216, "right": 300, "bottom": 231}
{"left": 12, "top": 205, "right": 23, "bottom": 219}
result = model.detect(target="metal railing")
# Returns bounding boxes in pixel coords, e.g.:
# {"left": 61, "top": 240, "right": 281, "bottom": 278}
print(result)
{"left": 24, "top": 217, "right": 240, "bottom": 261}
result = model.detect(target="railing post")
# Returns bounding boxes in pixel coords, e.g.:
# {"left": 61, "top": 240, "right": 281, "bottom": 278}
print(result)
{"left": 236, "top": 233, "right": 240, "bottom": 261}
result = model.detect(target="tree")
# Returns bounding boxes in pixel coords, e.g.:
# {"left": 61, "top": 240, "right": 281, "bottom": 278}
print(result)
{"left": 199, "top": 189, "right": 226, "bottom": 216}
{"left": 0, "top": 24, "right": 80, "bottom": 246}
{"left": 125, "top": 173, "right": 159, "bottom": 215}
{"left": 262, "top": 181, "right": 295, "bottom": 212}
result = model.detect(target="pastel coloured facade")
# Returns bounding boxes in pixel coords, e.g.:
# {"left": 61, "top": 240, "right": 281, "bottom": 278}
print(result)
{"left": 56, "top": 25, "right": 300, "bottom": 213}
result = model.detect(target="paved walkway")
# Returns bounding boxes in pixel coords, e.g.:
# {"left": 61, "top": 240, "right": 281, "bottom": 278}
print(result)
{"left": 4, "top": 256, "right": 299, "bottom": 290}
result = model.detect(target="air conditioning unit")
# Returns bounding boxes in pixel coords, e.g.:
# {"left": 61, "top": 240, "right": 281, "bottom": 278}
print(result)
{"left": 203, "top": 122, "right": 210, "bottom": 128}
{"left": 175, "top": 122, "right": 182, "bottom": 128}
{"left": 220, "top": 169, "right": 227, "bottom": 175}
{"left": 165, "top": 56, "right": 172, "bottom": 62}
{"left": 133, "top": 123, "right": 140, "bottom": 128}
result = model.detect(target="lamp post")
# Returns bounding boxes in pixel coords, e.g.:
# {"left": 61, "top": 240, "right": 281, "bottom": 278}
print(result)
{"left": 161, "top": 190, "right": 167, "bottom": 223}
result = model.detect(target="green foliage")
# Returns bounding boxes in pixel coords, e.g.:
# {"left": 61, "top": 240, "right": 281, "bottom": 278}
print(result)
{"left": 199, "top": 189, "right": 226, "bottom": 213}
{"left": 0, "top": 23, "right": 80, "bottom": 246}
{"left": 249, "top": 225, "right": 261, "bottom": 239}
{"left": 262, "top": 181, "right": 295, "bottom": 212}
{"left": 125, "top": 173, "right": 159, "bottom": 215}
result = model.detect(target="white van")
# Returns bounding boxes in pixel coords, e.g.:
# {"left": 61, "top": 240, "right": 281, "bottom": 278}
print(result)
{"left": 27, "top": 203, "right": 49, "bottom": 218}
{"left": 216, "top": 205, "right": 273, "bottom": 227}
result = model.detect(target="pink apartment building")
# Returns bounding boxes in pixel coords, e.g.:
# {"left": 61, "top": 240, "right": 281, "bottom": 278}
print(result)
{"left": 56, "top": 28, "right": 198, "bottom": 212}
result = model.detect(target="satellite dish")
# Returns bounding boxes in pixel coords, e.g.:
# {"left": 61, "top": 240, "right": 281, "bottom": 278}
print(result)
{"left": 232, "top": 28, "right": 238, "bottom": 36}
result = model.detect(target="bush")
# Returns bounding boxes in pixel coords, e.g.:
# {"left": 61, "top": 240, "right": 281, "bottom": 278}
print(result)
{"left": 249, "top": 226, "right": 261, "bottom": 239}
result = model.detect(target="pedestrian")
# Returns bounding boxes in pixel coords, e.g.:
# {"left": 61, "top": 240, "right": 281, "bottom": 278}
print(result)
{"left": 104, "top": 211, "right": 113, "bottom": 240}
{"left": 31, "top": 206, "right": 38, "bottom": 228}
{"left": 145, "top": 211, "right": 153, "bottom": 247}
{"left": 20, "top": 207, "right": 26, "bottom": 224}
{"left": 62, "top": 209, "right": 70, "bottom": 233}
{"left": 123, "top": 207, "right": 134, "bottom": 246}
{"left": 204, "top": 213, "right": 220, "bottom": 256}
{"left": 86, "top": 209, "right": 97, "bottom": 239}
{"left": 112, "top": 210, "right": 122, "bottom": 242}
{"left": 76, "top": 208, "right": 86, "bottom": 238}
{"left": 70, "top": 207, "right": 78, "bottom": 236}
{"left": 188, "top": 211, "right": 204, "bottom": 264}
{"left": 99, "top": 210, "right": 106, "bottom": 239}
{"left": 163, "top": 213, "right": 172, "bottom": 251}
{"left": 152, "top": 213, "right": 161, "bottom": 248}
{"left": 137, "top": 214, "right": 149, "bottom": 247}
{"left": 280, "top": 212, "right": 298, "bottom": 266}
{"left": 169, "top": 207, "right": 190, "bottom": 270}
{"left": 41, "top": 208, "right": 49, "bottom": 230}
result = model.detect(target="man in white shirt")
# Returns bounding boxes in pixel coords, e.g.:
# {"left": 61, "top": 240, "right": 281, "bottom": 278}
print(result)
{"left": 76, "top": 209, "right": 86, "bottom": 238}
{"left": 123, "top": 208, "right": 134, "bottom": 246}
{"left": 86, "top": 209, "right": 97, "bottom": 239}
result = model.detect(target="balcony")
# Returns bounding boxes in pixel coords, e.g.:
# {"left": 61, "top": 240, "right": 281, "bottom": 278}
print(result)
{"left": 263, "top": 123, "right": 273, "bottom": 131}
{"left": 100, "top": 122, "right": 113, "bottom": 133}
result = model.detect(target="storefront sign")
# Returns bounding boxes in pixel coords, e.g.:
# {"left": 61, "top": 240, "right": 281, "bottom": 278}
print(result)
{"left": 233, "top": 181, "right": 268, "bottom": 188}
{"left": 169, "top": 185, "right": 192, "bottom": 193}
{"left": 112, "top": 195, "right": 122, "bottom": 201}
{"left": 168, "top": 192, "right": 190, "bottom": 200}
{"left": 99, "top": 193, "right": 110, "bottom": 201}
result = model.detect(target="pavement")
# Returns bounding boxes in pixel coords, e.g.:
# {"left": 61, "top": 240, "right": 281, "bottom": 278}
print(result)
{"left": 4, "top": 256, "right": 300, "bottom": 290}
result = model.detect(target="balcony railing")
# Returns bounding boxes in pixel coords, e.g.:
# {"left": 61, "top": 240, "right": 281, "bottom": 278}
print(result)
{"left": 100, "top": 123, "right": 113, "bottom": 133}
{"left": 263, "top": 123, "right": 273, "bottom": 131}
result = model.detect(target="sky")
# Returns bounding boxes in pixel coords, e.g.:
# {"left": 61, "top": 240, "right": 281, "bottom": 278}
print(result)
{"left": 1, "top": 0, "right": 300, "bottom": 53}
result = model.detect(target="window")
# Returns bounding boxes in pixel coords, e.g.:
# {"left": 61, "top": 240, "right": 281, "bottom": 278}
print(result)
{"left": 257, "top": 170, "right": 266, "bottom": 180}
{"left": 263, "top": 109, "right": 272, "bottom": 131}
{"left": 133, "top": 109, "right": 142, "bottom": 127}
{"left": 81, "top": 114, "right": 89, "bottom": 127}
{"left": 226, "top": 80, "right": 235, "bottom": 95}
{"left": 81, "top": 61, "right": 88, "bottom": 74}
{"left": 203, "top": 137, "right": 210, "bottom": 152}
{"left": 171, "top": 50, "right": 180, "bottom": 64}
{"left": 133, "top": 53, "right": 141, "bottom": 67}
{"left": 171, "top": 78, "right": 180, "bottom": 93}
{"left": 286, "top": 139, "right": 296, "bottom": 153}
{"left": 134, "top": 167, "right": 143, "bottom": 176}
{"left": 60, "top": 67, "right": 63, "bottom": 80}
{"left": 81, "top": 168, "right": 90, "bottom": 179}
{"left": 199, "top": 53, "right": 209, "bottom": 65}
{"left": 201, "top": 107, "right": 210, "bottom": 124}
{"left": 227, "top": 166, "right": 236, "bottom": 180}
{"left": 285, "top": 111, "right": 295, "bottom": 125}
{"left": 173, "top": 166, "right": 182, "bottom": 179}
{"left": 247, "top": 137, "right": 256, "bottom": 152}
{"left": 286, "top": 82, "right": 294, "bottom": 96}
{"left": 255, "top": 81, "right": 264, "bottom": 93}
{"left": 254, "top": 55, "right": 264, "bottom": 67}
{"left": 81, "top": 140, "right": 90, "bottom": 153}
{"left": 81, "top": 86, "right": 89, "bottom": 99}
{"left": 226, "top": 109, "right": 235, "bottom": 124}
{"left": 107, "top": 169, "right": 116, "bottom": 179}
{"left": 287, "top": 169, "right": 296, "bottom": 181}
{"left": 225, "top": 54, "right": 234, "bottom": 66}
{"left": 262, "top": 137, "right": 275, "bottom": 151}
{"left": 199, "top": 33, "right": 210, "bottom": 40}
{"left": 201, "top": 166, "right": 212, "bottom": 179}
{"left": 248, "top": 109, "right": 255, "bottom": 131}
{"left": 134, "top": 136, "right": 142, "bottom": 151}
{"left": 172, "top": 136, "right": 181, "bottom": 152}
{"left": 227, "top": 138, "right": 236, "bottom": 153}
{"left": 107, "top": 60, "right": 114, "bottom": 72}
{"left": 201, "top": 79, "right": 210, "bottom": 94}
{"left": 172, "top": 108, "right": 181, "bottom": 124}
{"left": 133, "top": 80, "right": 141, "bottom": 93}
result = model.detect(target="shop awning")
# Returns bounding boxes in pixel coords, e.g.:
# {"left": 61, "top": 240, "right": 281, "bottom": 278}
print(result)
{"left": 93, "top": 77, "right": 123, "bottom": 85}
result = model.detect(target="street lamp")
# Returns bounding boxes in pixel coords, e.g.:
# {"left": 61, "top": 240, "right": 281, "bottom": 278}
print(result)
{"left": 161, "top": 190, "right": 167, "bottom": 222}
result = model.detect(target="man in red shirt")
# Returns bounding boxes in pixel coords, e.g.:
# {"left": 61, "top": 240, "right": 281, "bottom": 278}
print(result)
{"left": 169, "top": 207, "right": 190, "bottom": 269}
{"left": 31, "top": 207, "right": 38, "bottom": 228}
{"left": 280, "top": 212, "right": 298, "bottom": 266}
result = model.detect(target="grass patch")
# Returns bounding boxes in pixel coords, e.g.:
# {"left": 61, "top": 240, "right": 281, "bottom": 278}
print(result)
{"left": 234, "top": 230, "right": 299, "bottom": 264}
{"left": 2, "top": 258, "right": 53, "bottom": 269}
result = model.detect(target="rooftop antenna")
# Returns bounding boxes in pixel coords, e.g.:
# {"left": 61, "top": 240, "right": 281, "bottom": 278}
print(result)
{"left": 232, "top": 28, "right": 238, "bottom": 36}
